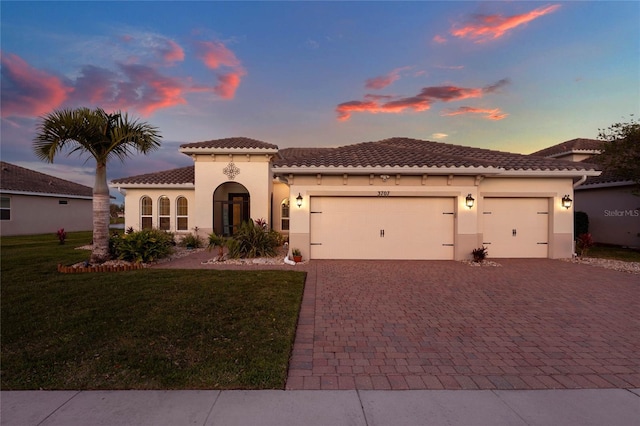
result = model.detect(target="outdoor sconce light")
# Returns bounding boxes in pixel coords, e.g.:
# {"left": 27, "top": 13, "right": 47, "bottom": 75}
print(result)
{"left": 296, "top": 193, "right": 303, "bottom": 208}
{"left": 561, "top": 194, "right": 572, "bottom": 209}
{"left": 465, "top": 193, "right": 475, "bottom": 209}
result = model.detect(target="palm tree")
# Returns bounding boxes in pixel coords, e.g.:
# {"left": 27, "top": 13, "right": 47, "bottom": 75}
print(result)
{"left": 34, "top": 107, "right": 162, "bottom": 263}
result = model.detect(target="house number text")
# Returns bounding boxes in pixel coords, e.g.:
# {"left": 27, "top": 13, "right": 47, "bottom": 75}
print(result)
{"left": 377, "top": 191, "right": 390, "bottom": 196}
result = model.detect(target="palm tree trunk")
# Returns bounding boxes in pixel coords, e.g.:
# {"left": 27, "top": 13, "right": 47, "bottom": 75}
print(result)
{"left": 91, "top": 162, "right": 111, "bottom": 263}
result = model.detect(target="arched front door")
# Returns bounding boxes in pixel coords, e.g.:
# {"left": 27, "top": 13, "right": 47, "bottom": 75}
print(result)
{"left": 213, "top": 182, "right": 250, "bottom": 236}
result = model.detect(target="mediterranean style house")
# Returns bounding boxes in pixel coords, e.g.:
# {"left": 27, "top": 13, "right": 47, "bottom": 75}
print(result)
{"left": 532, "top": 138, "right": 639, "bottom": 248}
{"left": 111, "top": 137, "right": 601, "bottom": 260}
{"left": 0, "top": 161, "right": 93, "bottom": 236}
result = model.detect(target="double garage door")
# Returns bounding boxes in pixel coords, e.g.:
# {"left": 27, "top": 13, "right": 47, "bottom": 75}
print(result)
{"left": 309, "top": 196, "right": 550, "bottom": 260}
{"left": 310, "top": 197, "right": 455, "bottom": 260}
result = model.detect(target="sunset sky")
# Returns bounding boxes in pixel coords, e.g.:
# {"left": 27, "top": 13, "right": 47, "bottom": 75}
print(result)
{"left": 1, "top": 1, "right": 638, "bottom": 201}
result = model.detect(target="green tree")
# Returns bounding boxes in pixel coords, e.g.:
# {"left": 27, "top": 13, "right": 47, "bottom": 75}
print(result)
{"left": 34, "top": 107, "right": 162, "bottom": 263}
{"left": 598, "top": 117, "right": 640, "bottom": 193}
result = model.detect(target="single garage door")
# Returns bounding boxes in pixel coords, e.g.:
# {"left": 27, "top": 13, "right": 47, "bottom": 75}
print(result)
{"left": 310, "top": 196, "right": 455, "bottom": 260}
{"left": 482, "top": 198, "right": 549, "bottom": 258}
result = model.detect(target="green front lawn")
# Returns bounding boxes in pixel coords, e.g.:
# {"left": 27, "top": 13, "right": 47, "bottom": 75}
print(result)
{"left": 586, "top": 245, "right": 640, "bottom": 262}
{"left": 1, "top": 232, "right": 305, "bottom": 390}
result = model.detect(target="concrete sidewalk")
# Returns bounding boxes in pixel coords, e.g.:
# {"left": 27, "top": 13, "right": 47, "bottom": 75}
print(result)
{"left": 2, "top": 389, "right": 639, "bottom": 426}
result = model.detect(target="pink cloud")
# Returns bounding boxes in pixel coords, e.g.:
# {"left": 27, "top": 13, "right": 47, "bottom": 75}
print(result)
{"left": 115, "top": 63, "right": 188, "bottom": 116}
{"left": 195, "top": 40, "right": 246, "bottom": 99}
{"left": 432, "top": 35, "right": 448, "bottom": 44}
{"left": 365, "top": 67, "right": 411, "bottom": 90}
{"left": 451, "top": 4, "right": 561, "bottom": 43}
{"left": 0, "top": 52, "right": 72, "bottom": 118}
{"left": 1, "top": 36, "right": 247, "bottom": 119}
{"left": 195, "top": 40, "right": 241, "bottom": 69}
{"left": 214, "top": 71, "right": 246, "bottom": 99}
{"left": 64, "top": 63, "right": 188, "bottom": 116}
{"left": 336, "top": 79, "right": 509, "bottom": 121}
{"left": 442, "top": 106, "right": 508, "bottom": 120}
{"left": 70, "top": 65, "right": 117, "bottom": 104}
{"left": 159, "top": 39, "right": 185, "bottom": 65}
{"left": 336, "top": 100, "right": 381, "bottom": 122}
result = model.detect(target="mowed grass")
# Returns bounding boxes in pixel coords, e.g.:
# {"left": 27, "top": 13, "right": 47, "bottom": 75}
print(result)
{"left": 1, "top": 232, "right": 305, "bottom": 390}
{"left": 586, "top": 245, "right": 640, "bottom": 262}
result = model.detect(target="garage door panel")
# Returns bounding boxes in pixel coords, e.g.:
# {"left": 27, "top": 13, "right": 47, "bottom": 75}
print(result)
{"left": 483, "top": 198, "right": 548, "bottom": 258}
{"left": 310, "top": 197, "right": 454, "bottom": 260}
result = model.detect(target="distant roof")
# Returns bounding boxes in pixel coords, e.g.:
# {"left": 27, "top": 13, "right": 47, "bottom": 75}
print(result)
{"left": 111, "top": 166, "right": 194, "bottom": 185}
{"left": 0, "top": 161, "right": 93, "bottom": 198}
{"left": 180, "top": 137, "right": 278, "bottom": 151}
{"left": 576, "top": 155, "right": 635, "bottom": 188}
{"left": 530, "top": 138, "right": 603, "bottom": 158}
{"left": 273, "top": 137, "right": 599, "bottom": 173}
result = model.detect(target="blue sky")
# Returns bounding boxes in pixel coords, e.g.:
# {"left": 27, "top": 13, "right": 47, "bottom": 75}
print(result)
{"left": 1, "top": 1, "right": 638, "bottom": 201}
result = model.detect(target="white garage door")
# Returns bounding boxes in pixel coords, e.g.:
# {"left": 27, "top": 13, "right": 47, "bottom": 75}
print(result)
{"left": 310, "top": 197, "right": 455, "bottom": 260}
{"left": 482, "top": 198, "right": 549, "bottom": 258}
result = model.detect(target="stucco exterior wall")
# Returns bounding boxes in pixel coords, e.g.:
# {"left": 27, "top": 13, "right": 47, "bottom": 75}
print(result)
{"left": 272, "top": 180, "right": 291, "bottom": 235}
{"left": 0, "top": 193, "right": 92, "bottom": 236}
{"left": 191, "top": 154, "right": 273, "bottom": 235}
{"left": 575, "top": 185, "right": 640, "bottom": 247}
{"left": 122, "top": 188, "right": 196, "bottom": 234}
{"left": 288, "top": 174, "right": 576, "bottom": 260}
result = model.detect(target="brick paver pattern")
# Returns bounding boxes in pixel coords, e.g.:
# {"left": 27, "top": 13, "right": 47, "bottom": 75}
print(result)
{"left": 286, "top": 259, "right": 640, "bottom": 390}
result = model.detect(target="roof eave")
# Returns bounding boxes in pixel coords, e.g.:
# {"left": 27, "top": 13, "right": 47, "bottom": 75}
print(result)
{"left": 0, "top": 189, "right": 93, "bottom": 199}
{"left": 497, "top": 170, "right": 601, "bottom": 177}
{"left": 272, "top": 165, "right": 503, "bottom": 175}
{"left": 575, "top": 180, "right": 636, "bottom": 190}
{"left": 109, "top": 183, "right": 195, "bottom": 189}
{"left": 546, "top": 149, "right": 602, "bottom": 159}
{"left": 179, "top": 147, "right": 279, "bottom": 155}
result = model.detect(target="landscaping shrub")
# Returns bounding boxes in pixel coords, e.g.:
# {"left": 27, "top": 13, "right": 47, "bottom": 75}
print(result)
{"left": 227, "top": 220, "right": 281, "bottom": 258}
{"left": 179, "top": 232, "right": 203, "bottom": 248}
{"left": 575, "top": 233, "right": 594, "bottom": 257}
{"left": 111, "top": 228, "right": 174, "bottom": 263}
{"left": 472, "top": 246, "right": 488, "bottom": 263}
{"left": 56, "top": 228, "right": 67, "bottom": 244}
{"left": 574, "top": 211, "right": 589, "bottom": 238}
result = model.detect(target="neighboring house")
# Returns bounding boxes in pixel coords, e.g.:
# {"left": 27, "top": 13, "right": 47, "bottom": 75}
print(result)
{"left": 0, "top": 161, "right": 93, "bottom": 236}
{"left": 531, "top": 138, "right": 639, "bottom": 248}
{"left": 111, "top": 137, "right": 600, "bottom": 260}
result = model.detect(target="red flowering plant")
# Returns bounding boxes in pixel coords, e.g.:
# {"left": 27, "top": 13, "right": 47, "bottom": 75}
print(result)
{"left": 56, "top": 228, "right": 67, "bottom": 244}
{"left": 575, "top": 233, "right": 594, "bottom": 257}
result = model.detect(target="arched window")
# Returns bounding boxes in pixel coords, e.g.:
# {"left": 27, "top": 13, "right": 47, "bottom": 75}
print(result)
{"left": 281, "top": 198, "right": 290, "bottom": 231}
{"left": 158, "top": 196, "right": 170, "bottom": 230}
{"left": 176, "top": 197, "right": 188, "bottom": 231}
{"left": 141, "top": 196, "right": 152, "bottom": 229}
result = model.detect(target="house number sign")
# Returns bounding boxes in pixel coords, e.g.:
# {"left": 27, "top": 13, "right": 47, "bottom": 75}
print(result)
{"left": 377, "top": 191, "right": 390, "bottom": 196}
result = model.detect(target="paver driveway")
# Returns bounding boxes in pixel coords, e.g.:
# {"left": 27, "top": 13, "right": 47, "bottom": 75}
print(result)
{"left": 286, "top": 259, "right": 640, "bottom": 390}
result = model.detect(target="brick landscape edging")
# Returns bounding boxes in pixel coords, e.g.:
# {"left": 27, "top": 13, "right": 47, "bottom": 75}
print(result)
{"left": 57, "top": 263, "right": 144, "bottom": 273}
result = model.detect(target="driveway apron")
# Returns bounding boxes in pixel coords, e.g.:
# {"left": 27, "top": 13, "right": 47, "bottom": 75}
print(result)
{"left": 286, "top": 259, "right": 640, "bottom": 390}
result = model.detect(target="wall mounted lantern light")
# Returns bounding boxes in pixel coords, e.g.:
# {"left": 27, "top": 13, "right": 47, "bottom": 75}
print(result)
{"left": 561, "top": 195, "right": 572, "bottom": 209}
{"left": 465, "top": 193, "right": 475, "bottom": 209}
{"left": 296, "top": 193, "right": 303, "bottom": 208}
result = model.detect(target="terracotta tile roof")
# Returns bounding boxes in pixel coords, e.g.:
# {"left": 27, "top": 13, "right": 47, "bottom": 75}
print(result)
{"left": 576, "top": 156, "right": 634, "bottom": 187}
{"left": 530, "top": 138, "right": 603, "bottom": 158}
{"left": 273, "top": 137, "right": 597, "bottom": 172}
{"left": 532, "top": 140, "right": 631, "bottom": 186}
{"left": 180, "top": 137, "right": 278, "bottom": 150}
{"left": 277, "top": 147, "right": 335, "bottom": 161}
{"left": 0, "top": 161, "right": 93, "bottom": 197}
{"left": 111, "top": 166, "right": 194, "bottom": 185}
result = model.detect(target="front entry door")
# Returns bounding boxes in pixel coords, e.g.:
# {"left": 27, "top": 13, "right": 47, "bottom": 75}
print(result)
{"left": 225, "top": 193, "right": 249, "bottom": 235}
